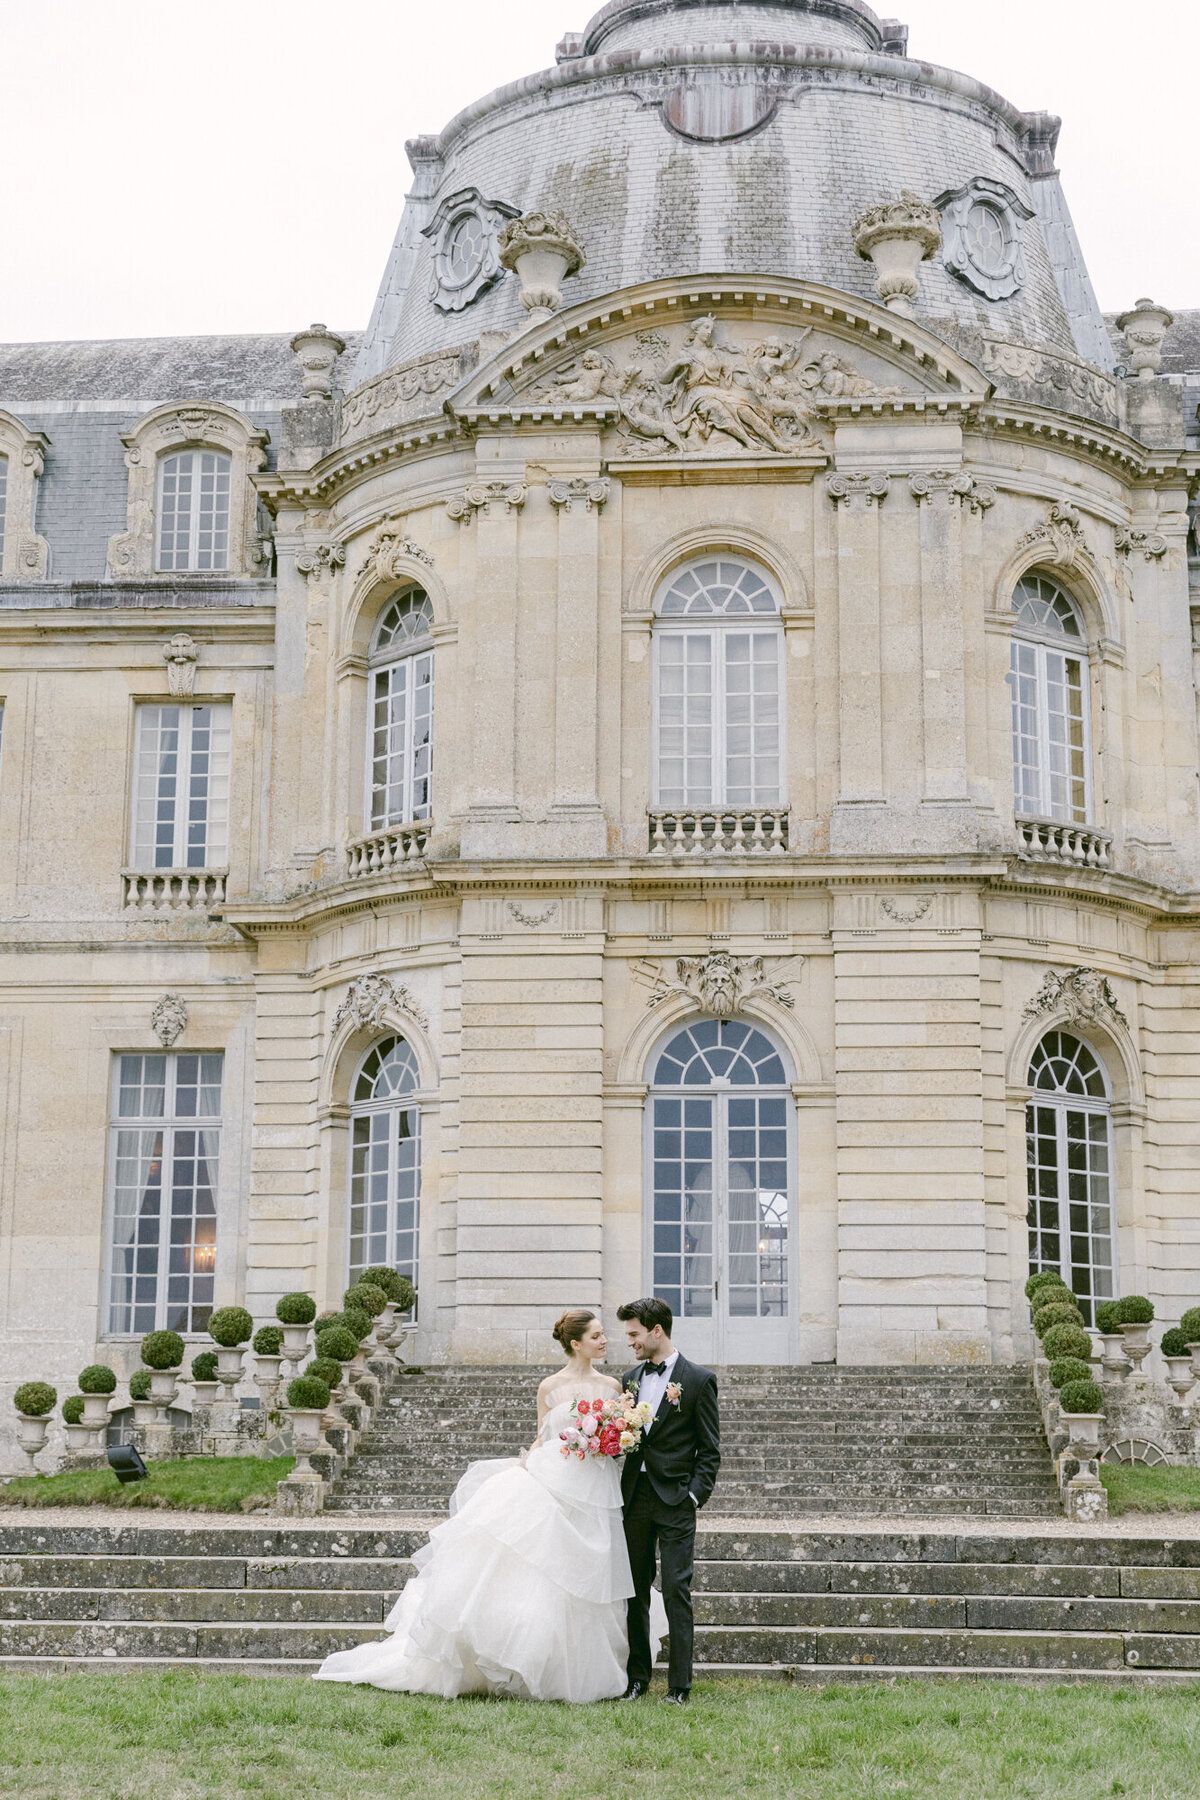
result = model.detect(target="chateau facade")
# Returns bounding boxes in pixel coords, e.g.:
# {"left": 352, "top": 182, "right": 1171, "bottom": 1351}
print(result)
{"left": 2, "top": 0, "right": 1199, "bottom": 1461}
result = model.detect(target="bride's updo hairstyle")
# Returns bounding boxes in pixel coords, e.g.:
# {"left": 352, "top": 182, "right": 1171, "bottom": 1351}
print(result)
{"left": 552, "top": 1309, "right": 597, "bottom": 1355}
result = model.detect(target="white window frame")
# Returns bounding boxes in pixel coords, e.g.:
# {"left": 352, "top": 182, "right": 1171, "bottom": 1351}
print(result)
{"left": 1026, "top": 1032, "right": 1115, "bottom": 1329}
{"left": 130, "top": 703, "right": 232, "bottom": 870}
{"left": 366, "top": 591, "right": 435, "bottom": 830}
{"left": 104, "top": 1050, "right": 223, "bottom": 1338}
{"left": 1007, "top": 576, "right": 1093, "bottom": 826}
{"left": 156, "top": 449, "right": 233, "bottom": 572}
{"left": 651, "top": 557, "right": 785, "bottom": 810}
{"left": 346, "top": 1036, "right": 424, "bottom": 1296}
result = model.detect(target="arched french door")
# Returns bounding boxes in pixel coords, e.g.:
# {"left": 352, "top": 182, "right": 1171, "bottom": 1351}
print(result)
{"left": 646, "top": 1018, "right": 794, "bottom": 1363}
{"left": 1026, "top": 1031, "right": 1115, "bottom": 1327}
{"left": 347, "top": 1035, "right": 421, "bottom": 1291}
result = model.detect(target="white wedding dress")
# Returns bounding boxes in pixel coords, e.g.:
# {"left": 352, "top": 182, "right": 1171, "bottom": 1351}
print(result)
{"left": 314, "top": 1388, "right": 666, "bottom": 1703}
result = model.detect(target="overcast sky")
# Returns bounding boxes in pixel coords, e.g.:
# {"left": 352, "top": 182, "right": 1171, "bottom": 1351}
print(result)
{"left": 0, "top": 0, "right": 1192, "bottom": 343}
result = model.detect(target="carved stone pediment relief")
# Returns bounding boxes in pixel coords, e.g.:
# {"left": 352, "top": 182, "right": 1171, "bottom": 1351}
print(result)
{"left": 333, "top": 972, "right": 429, "bottom": 1035}
{"left": 642, "top": 950, "right": 799, "bottom": 1017}
{"left": 1022, "top": 966, "right": 1127, "bottom": 1033}
{"left": 517, "top": 320, "right": 910, "bottom": 460}
{"left": 448, "top": 281, "right": 986, "bottom": 462}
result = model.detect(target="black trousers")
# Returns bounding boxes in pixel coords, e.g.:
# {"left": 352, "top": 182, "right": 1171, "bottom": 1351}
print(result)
{"left": 623, "top": 1472, "right": 696, "bottom": 1690}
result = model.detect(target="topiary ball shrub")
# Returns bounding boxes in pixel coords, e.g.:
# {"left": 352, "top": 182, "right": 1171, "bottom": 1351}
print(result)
{"left": 14, "top": 1382, "right": 56, "bottom": 1417}
{"left": 1033, "top": 1300, "right": 1085, "bottom": 1338}
{"left": 1042, "top": 1323, "right": 1094, "bottom": 1364}
{"left": 62, "top": 1395, "right": 86, "bottom": 1425}
{"left": 322, "top": 1307, "right": 372, "bottom": 1343}
{"left": 344, "top": 1281, "right": 388, "bottom": 1318}
{"left": 395, "top": 1276, "right": 416, "bottom": 1313}
{"left": 1048, "top": 1357, "right": 1094, "bottom": 1390}
{"left": 276, "top": 1292, "right": 317, "bottom": 1327}
{"left": 253, "top": 1325, "right": 284, "bottom": 1357}
{"left": 314, "top": 1325, "right": 358, "bottom": 1365}
{"left": 286, "top": 1375, "right": 330, "bottom": 1411}
{"left": 361, "top": 1266, "right": 406, "bottom": 1306}
{"left": 1161, "top": 1328, "right": 1191, "bottom": 1359}
{"left": 208, "top": 1306, "right": 254, "bottom": 1348}
{"left": 78, "top": 1364, "right": 117, "bottom": 1395}
{"left": 305, "top": 1357, "right": 342, "bottom": 1389}
{"left": 141, "top": 1329, "right": 185, "bottom": 1370}
{"left": 191, "top": 1351, "right": 219, "bottom": 1382}
{"left": 1115, "top": 1295, "right": 1154, "bottom": 1326}
{"left": 1025, "top": 1270, "right": 1070, "bottom": 1302}
{"left": 1095, "top": 1301, "right": 1121, "bottom": 1335}
{"left": 128, "top": 1368, "right": 153, "bottom": 1402}
{"left": 1180, "top": 1307, "right": 1200, "bottom": 1344}
{"left": 1059, "top": 1378, "right": 1105, "bottom": 1415}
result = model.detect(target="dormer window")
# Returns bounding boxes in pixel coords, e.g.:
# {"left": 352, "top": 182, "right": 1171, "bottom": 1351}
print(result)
{"left": 157, "top": 450, "right": 232, "bottom": 572}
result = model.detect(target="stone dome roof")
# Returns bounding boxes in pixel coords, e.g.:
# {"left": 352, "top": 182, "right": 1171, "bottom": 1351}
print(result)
{"left": 356, "top": 0, "right": 1109, "bottom": 382}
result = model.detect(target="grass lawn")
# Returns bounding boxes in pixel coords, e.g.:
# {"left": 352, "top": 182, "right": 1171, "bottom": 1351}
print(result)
{"left": 0, "top": 1456, "right": 293, "bottom": 1512}
{"left": 0, "top": 1672, "right": 1195, "bottom": 1800}
{"left": 1101, "top": 1462, "right": 1200, "bottom": 1515}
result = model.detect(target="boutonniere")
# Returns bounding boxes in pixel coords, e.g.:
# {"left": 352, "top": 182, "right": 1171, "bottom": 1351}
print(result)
{"left": 665, "top": 1382, "right": 682, "bottom": 1409}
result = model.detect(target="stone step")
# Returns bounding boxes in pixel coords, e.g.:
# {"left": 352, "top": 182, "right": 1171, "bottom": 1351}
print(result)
{"left": 0, "top": 1587, "right": 400, "bottom": 1625}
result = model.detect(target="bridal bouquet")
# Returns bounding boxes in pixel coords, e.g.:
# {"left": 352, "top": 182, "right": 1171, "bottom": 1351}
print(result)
{"left": 559, "top": 1394, "right": 654, "bottom": 1461}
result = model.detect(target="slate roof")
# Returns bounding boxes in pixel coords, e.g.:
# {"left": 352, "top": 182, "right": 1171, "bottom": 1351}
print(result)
{"left": 0, "top": 331, "right": 362, "bottom": 407}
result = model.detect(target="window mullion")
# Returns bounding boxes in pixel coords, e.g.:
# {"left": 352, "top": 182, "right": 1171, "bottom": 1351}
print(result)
{"left": 1055, "top": 1101, "right": 1070, "bottom": 1290}
{"left": 174, "top": 706, "right": 193, "bottom": 867}
{"left": 713, "top": 629, "right": 726, "bottom": 807}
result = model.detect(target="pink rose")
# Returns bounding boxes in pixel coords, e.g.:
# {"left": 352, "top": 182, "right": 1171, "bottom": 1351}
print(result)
{"left": 580, "top": 1415, "right": 598, "bottom": 1437}
{"left": 591, "top": 1399, "right": 606, "bottom": 1414}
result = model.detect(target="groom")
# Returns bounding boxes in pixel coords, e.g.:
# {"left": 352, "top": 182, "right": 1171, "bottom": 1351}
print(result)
{"left": 617, "top": 1297, "right": 720, "bottom": 1705}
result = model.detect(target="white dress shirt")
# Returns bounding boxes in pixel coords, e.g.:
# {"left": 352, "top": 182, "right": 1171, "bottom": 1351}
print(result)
{"left": 637, "top": 1348, "right": 680, "bottom": 1429}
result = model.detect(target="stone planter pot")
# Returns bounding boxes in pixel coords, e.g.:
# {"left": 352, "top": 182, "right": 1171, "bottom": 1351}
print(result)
{"left": 80, "top": 1394, "right": 112, "bottom": 1432}
{"left": 378, "top": 1302, "right": 398, "bottom": 1347}
{"left": 254, "top": 1355, "right": 284, "bottom": 1408}
{"left": 15, "top": 1413, "right": 49, "bottom": 1473}
{"left": 1187, "top": 1343, "right": 1200, "bottom": 1382}
{"left": 1061, "top": 1411, "right": 1104, "bottom": 1459}
{"left": 191, "top": 1380, "right": 220, "bottom": 1407}
{"left": 285, "top": 1407, "right": 328, "bottom": 1484}
{"left": 64, "top": 1422, "right": 93, "bottom": 1454}
{"left": 282, "top": 1324, "right": 311, "bottom": 1372}
{"left": 1098, "top": 1333, "right": 1130, "bottom": 1379}
{"left": 132, "top": 1399, "right": 157, "bottom": 1428}
{"left": 215, "top": 1346, "right": 245, "bottom": 1393}
{"left": 1119, "top": 1322, "right": 1153, "bottom": 1373}
{"left": 148, "top": 1371, "right": 178, "bottom": 1408}
{"left": 1164, "top": 1356, "right": 1197, "bottom": 1400}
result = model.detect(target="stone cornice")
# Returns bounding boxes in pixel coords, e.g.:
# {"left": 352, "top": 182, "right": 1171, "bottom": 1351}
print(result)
{"left": 976, "top": 402, "right": 1182, "bottom": 483}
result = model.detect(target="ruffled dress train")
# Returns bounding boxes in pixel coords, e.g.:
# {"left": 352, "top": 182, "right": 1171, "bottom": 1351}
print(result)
{"left": 314, "top": 1398, "right": 664, "bottom": 1703}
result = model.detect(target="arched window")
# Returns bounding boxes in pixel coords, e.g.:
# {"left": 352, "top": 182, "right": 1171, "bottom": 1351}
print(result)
{"left": 1026, "top": 1031, "right": 1114, "bottom": 1326}
{"left": 653, "top": 557, "right": 783, "bottom": 809}
{"left": 348, "top": 1035, "right": 422, "bottom": 1289}
{"left": 648, "top": 1018, "right": 792, "bottom": 1363}
{"left": 1007, "top": 573, "right": 1091, "bottom": 824}
{"left": 368, "top": 588, "right": 435, "bottom": 829}
{"left": 157, "top": 450, "right": 232, "bottom": 571}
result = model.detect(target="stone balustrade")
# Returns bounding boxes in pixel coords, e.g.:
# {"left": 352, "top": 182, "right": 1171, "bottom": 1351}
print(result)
{"left": 1016, "top": 818, "right": 1112, "bottom": 870}
{"left": 122, "top": 869, "right": 228, "bottom": 910}
{"left": 346, "top": 823, "right": 432, "bottom": 879}
{"left": 648, "top": 808, "right": 789, "bottom": 856}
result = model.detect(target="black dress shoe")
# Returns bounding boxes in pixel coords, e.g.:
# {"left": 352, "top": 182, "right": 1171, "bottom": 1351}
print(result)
{"left": 662, "top": 1687, "right": 690, "bottom": 1704}
{"left": 621, "top": 1679, "right": 650, "bottom": 1699}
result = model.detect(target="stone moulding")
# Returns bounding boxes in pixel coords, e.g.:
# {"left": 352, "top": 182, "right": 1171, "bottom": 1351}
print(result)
{"left": 296, "top": 542, "right": 347, "bottom": 583}
{"left": 981, "top": 339, "right": 1118, "bottom": 422}
{"left": 339, "top": 349, "right": 467, "bottom": 445}
{"left": 0, "top": 409, "right": 50, "bottom": 579}
{"left": 107, "top": 401, "right": 268, "bottom": 580}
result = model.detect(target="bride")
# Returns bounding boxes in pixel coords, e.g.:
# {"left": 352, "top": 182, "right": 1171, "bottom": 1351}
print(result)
{"left": 314, "top": 1308, "right": 664, "bottom": 1703}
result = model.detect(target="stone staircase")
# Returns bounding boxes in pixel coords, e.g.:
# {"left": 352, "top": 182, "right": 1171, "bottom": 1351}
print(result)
{"left": 4, "top": 1518, "right": 1200, "bottom": 1681}
{"left": 331, "top": 1365, "right": 1063, "bottom": 1518}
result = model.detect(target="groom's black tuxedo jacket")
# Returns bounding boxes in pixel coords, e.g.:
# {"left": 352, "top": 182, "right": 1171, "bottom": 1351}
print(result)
{"left": 620, "top": 1353, "right": 721, "bottom": 1510}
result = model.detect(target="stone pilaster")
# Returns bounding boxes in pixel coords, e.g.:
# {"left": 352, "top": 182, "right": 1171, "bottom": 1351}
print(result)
{"left": 828, "top": 473, "right": 888, "bottom": 843}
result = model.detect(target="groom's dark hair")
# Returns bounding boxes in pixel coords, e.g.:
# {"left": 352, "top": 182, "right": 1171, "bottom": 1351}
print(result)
{"left": 616, "top": 1296, "right": 673, "bottom": 1334}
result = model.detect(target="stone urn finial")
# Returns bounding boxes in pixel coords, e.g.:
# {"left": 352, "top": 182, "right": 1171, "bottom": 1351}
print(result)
{"left": 1116, "top": 297, "right": 1174, "bottom": 379}
{"left": 290, "top": 322, "right": 347, "bottom": 399}
{"left": 498, "top": 211, "right": 586, "bottom": 327}
{"left": 852, "top": 191, "right": 942, "bottom": 317}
